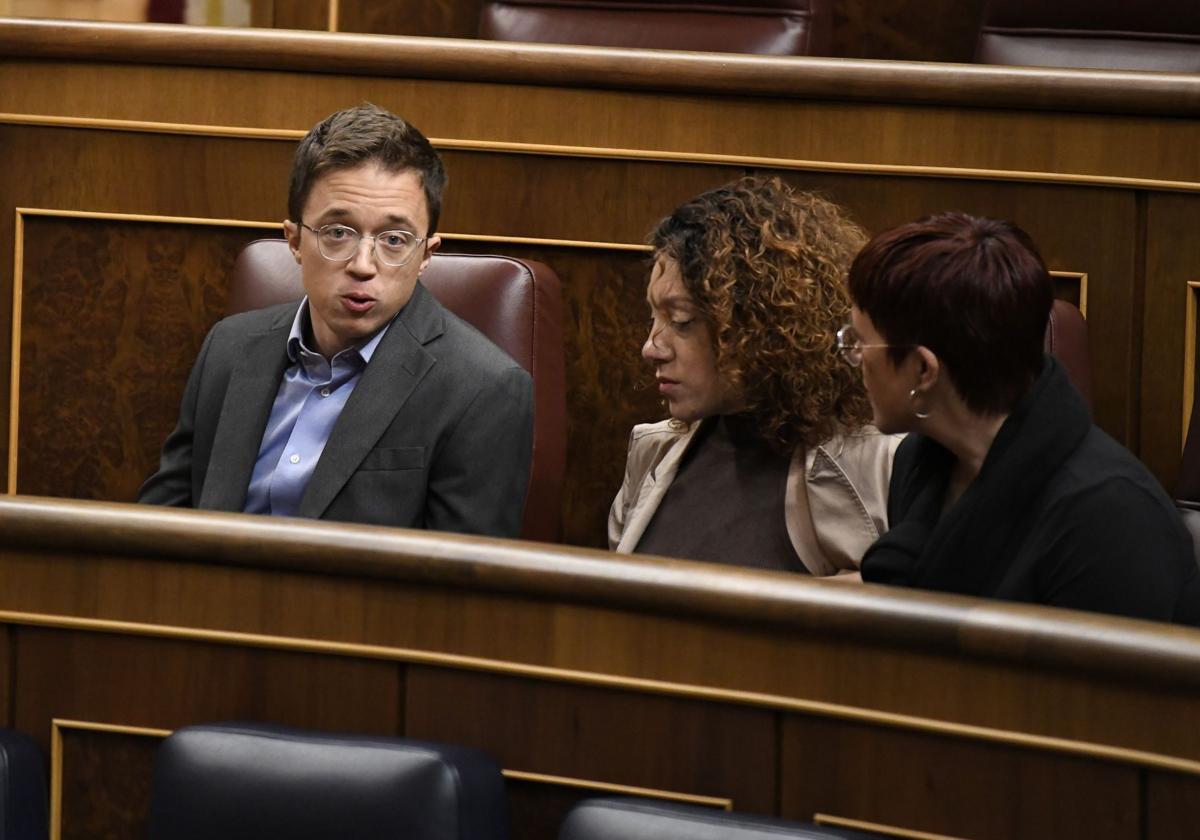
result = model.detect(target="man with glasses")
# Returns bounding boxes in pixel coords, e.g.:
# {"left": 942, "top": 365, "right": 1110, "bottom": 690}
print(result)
{"left": 139, "top": 104, "right": 533, "bottom": 537}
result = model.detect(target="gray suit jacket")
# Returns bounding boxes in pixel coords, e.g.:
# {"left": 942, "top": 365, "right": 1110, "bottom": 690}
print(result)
{"left": 138, "top": 282, "right": 533, "bottom": 537}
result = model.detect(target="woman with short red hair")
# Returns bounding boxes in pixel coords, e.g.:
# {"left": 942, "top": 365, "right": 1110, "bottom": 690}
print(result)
{"left": 842, "top": 212, "right": 1199, "bottom": 623}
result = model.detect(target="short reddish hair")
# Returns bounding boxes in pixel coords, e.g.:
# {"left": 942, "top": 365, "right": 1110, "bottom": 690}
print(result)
{"left": 847, "top": 212, "right": 1052, "bottom": 415}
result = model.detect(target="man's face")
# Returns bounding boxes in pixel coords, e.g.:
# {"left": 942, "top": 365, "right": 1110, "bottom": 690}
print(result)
{"left": 283, "top": 162, "right": 441, "bottom": 359}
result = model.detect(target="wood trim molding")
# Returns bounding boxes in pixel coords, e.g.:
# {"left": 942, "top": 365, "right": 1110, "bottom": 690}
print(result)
{"left": 3, "top": 603, "right": 1200, "bottom": 776}
{"left": 502, "top": 770, "right": 732, "bottom": 810}
{"left": 3, "top": 112, "right": 1200, "bottom": 194}
{"left": 1050, "top": 271, "right": 1088, "bottom": 318}
{"left": 4, "top": 495, "right": 1200, "bottom": 691}
{"left": 3, "top": 19, "right": 1200, "bottom": 117}
{"left": 1183, "top": 280, "right": 1200, "bottom": 448}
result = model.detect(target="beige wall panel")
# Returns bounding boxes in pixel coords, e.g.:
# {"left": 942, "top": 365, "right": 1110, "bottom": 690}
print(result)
{"left": 782, "top": 715, "right": 1140, "bottom": 840}
{"left": 1141, "top": 193, "right": 1200, "bottom": 489}
{"left": 2, "top": 62, "right": 1199, "bottom": 184}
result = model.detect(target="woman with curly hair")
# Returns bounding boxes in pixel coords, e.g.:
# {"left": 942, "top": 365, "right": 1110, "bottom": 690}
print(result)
{"left": 608, "top": 176, "right": 900, "bottom": 575}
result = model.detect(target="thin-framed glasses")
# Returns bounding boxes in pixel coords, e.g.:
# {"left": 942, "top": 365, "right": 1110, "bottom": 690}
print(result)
{"left": 300, "top": 222, "right": 426, "bottom": 267}
{"left": 836, "top": 323, "right": 907, "bottom": 367}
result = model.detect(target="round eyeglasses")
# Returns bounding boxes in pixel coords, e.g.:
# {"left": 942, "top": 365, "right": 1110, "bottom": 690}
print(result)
{"left": 300, "top": 222, "right": 426, "bottom": 267}
{"left": 836, "top": 323, "right": 907, "bottom": 367}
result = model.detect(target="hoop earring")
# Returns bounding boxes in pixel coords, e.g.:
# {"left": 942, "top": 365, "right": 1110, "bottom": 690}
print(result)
{"left": 910, "top": 388, "right": 931, "bottom": 420}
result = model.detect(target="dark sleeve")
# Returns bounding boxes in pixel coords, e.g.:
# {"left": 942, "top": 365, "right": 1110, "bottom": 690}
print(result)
{"left": 136, "top": 325, "right": 216, "bottom": 507}
{"left": 1035, "top": 478, "right": 1195, "bottom": 622}
{"left": 424, "top": 364, "right": 533, "bottom": 538}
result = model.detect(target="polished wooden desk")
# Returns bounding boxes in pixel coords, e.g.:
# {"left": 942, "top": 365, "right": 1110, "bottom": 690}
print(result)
{"left": 1, "top": 19, "right": 1198, "bottom": 549}
{"left": 1, "top": 495, "right": 1199, "bottom": 839}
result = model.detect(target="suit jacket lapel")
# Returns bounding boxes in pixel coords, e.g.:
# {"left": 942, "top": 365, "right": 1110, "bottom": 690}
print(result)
{"left": 199, "top": 312, "right": 294, "bottom": 511}
{"left": 297, "top": 283, "right": 443, "bottom": 519}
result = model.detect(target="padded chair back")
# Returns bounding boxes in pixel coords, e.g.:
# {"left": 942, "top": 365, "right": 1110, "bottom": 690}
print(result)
{"left": 480, "top": 0, "right": 831, "bottom": 56}
{"left": 977, "top": 0, "right": 1200, "bottom": 72}
{"left": 558, "top": 798, "right": 883, "bottom": 839}
{"left": 1044, "top": 299, "right": 1091, "bottom": 408}
{"left": 147, "top": 723, "right": 508, "bottom": 840}
{"left": 0, "top": 729, "right": 48, "bottom": 840}
{"left": 227, "top": 240, "right": 567, "bottom": 542}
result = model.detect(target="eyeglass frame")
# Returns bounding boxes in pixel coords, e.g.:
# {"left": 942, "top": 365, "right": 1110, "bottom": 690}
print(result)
{"left": 835, "top": 322, "right": 913, "bottom": 367}
{"left": 299, "top": 222, "right": 428, "bottom": 267}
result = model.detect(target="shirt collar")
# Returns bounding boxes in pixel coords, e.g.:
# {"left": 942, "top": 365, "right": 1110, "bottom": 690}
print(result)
{"left": 286, "top": 297, "right": 393, "bottom": 366}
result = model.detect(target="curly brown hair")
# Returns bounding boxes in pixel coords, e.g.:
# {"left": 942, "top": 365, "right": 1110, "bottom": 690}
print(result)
{"left": 650, "top": 176, "right": 871, "bottom": 453}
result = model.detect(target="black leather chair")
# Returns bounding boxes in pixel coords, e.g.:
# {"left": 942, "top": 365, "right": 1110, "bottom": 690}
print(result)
{"left": 480, "top": 0, "right": 832, "bottom": 56}
{"left": 147, "top": 723, "right": 509, "bottom": 840}
{"left": 227, "top": 240, "right": 568, "bottom": 543}
{"left": 559, "top": 798, "right": 884, "bottom": 839}
{"left": 976, "top": 0, "right": 1200, "bottom": 72}
{"left": 0, "top": 729, "right": 47, "bottom": 840}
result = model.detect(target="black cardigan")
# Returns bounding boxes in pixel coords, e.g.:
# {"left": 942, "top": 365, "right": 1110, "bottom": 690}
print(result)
{"left": 862, "top": 356, "right": 1200, "bottom": 625}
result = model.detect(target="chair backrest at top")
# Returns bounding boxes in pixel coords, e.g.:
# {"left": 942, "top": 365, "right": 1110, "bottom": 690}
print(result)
{"left": 227, "top": 239, "right": 567, "bottom": 542}
{"left": 976, "top": 0, "right": 1200, "bottom": 72}
{"left": 147, "top": 723, "right": 508, "bottom": 840}
{"left": 480, "top": 0, "right": 831, "bottom": 56}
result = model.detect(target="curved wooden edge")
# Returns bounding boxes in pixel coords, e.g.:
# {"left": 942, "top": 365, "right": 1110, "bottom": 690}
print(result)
{"left": 3, "top": 494, "right": 1200, "bottom": 688}
{"left": 2, "top": 19, "right": 1200, "bottom": 117}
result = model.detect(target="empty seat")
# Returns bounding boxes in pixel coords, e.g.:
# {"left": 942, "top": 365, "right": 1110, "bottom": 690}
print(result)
{"left": 0, "top": 729, "right": 48, "bottom": 840}
{"left": 480, "top": 1, "right": 832, "bottom": 56}
{"left": 228, "top": 240, "right": 568, "bottom": 542}
{"left": 559, "top": 797, "right": 884, "bottom": 839}
{"left": 976, "top": 0, "right": 1200, "bottom": 72}
{"left": 147, "top": 723, "right": 509, "bottom": 840}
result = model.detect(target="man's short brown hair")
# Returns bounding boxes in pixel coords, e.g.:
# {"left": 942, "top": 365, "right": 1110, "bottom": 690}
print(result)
{"left": 288, "top": 103, "right": 447, "bottom": 234}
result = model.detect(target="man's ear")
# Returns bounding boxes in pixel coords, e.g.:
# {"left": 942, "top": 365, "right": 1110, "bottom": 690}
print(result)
{"left": 283, "top": 220, "right": 301, "bottom": 260}
{"left": 418, "top": 234, "right": 442, "bottom": 274}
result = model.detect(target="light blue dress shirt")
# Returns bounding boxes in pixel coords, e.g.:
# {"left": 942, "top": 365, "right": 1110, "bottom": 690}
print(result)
{"left": 243, "top": 300, "right": 391, "bottom": 517}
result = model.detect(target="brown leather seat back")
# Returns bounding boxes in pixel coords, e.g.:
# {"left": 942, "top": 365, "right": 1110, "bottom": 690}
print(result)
{"left": 1044, "top": 298, "right": 1091, "bottom": 408}
{"left": 479, "top": 0, "right": 831, "bottom": 56}
{"left": 977, "top": 0, "right": 1200, "bottom": 72}
{"left": 227, "top": 239, "right": 567, "bottom": 542}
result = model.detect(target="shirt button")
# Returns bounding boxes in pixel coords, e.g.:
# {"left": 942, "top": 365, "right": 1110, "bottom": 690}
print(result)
{"left": 320, "top": 387, "right": 330, "bottom": 397}
{"left": 289, "top": 454, "right": 300, "bottom": 464}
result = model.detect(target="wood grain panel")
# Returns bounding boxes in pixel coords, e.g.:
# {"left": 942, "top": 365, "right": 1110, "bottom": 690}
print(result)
{"left": 405, "top": 666, "right": 777, "bottom": 814}
{"left": 439, "top": 151, "right": 741, "bottom": 245}
{"left": 59, "top": 727, "right": 157, "bottom": 840}
{"left": 12, "top": 627, "right": 402, "bottom": 755}
{"left": 1140, "top": 194, "right": 1200, "bottom": 489}
{"left": 1146, "top": 770, "right": 1200, "bottom": 840}
{"left": 14, "top": 215, "right": 259, "bottom": 501}
{"left": 782, "top": 715, "right": 1140, "bottom": 840}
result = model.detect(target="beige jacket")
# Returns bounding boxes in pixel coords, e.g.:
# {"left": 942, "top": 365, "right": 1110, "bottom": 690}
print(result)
{"left": 607, "top": 420, "right": 901, "bottom": 576}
